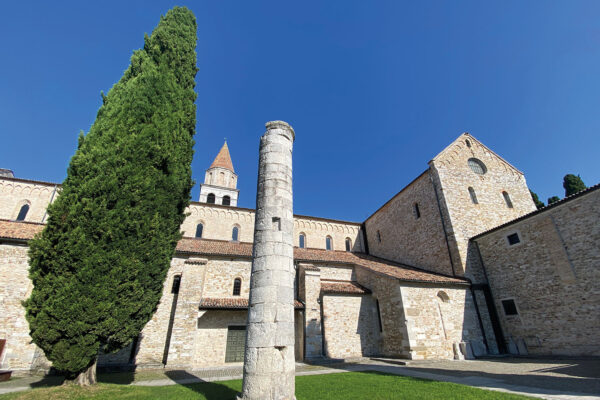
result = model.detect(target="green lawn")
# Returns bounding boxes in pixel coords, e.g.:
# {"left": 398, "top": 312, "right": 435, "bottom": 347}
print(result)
{"left": 0, "top": 371, "right": 532, "bottom": 400}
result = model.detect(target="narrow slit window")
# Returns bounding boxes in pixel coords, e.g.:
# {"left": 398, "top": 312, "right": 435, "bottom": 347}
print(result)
{"left": 377, "top": 230, "right": 382, "bottom": 243}
{"left": 326, "top": 236, "right": 332, "bottom": 251}
{"left": 16, "top": 204, "right": 29, "bottom": 221}
{"left": 375, "top": 299, "right": 383, "bottom": 332}
{"left": 232, "top": 278, "right": 241, "bottom": 296}
{"left": 195, "top": 223, "right": 203, "bottom": 238}
{"left": 345, "top": 238, "right": 352, "bottom": 252}
{"left": 171, "top": 275, "right": 181, "bottom": 294}
{"left": 299, "top": 233, "right": 306, "bottom": 249}
{"left": 414, "top": 203, "right": 421, "bottom": 219}
{"left": 502, "top": 191, "right": 514, "bottom": 208}
{"left": 232, "top": 226, "right": 239, "bottom": 241}
{"left": 468, "top": 187, "right": 478, "bottom": 204}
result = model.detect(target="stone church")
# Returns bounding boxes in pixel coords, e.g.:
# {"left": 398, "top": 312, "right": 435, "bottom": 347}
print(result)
{"left": 1, "top": 131, "right": 598, "bottom": 373}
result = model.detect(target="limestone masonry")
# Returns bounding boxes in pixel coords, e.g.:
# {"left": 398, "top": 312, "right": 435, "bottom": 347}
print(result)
{"left": 0, "top": 131, "right": 598, "bottom": 374}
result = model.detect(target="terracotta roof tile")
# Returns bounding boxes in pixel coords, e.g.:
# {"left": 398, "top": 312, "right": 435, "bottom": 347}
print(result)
{"left": 0, "top": 219, "right": 44, "bottom": 241}
{"left": 321, "top": 280, "right": 370, "bottom": 295}
{"left": 209, "top": 142, "right": 235, "bottom": 172}
{"left": 199, "top": 297, "right": 304, "bottom": 310}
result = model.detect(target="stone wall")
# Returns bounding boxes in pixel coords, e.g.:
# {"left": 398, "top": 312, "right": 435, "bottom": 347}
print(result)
{"left": 430, "top": 134, "right": 536, "bottom": 278}
{"left": 194, "top": 310, "right": 248, "bottom": 367}
{"left": 399, "top": 284, "right": 485, "bottom": 359}
{"left": 294, "top": 216, "right": 363, "bottom": 252}
{"left": 201, "top": 258, "right": 252, "bottom": 298}
{"left": 364, "top": 172, "right": 453, "bottom": 276}
{"left": 0, "top": 178, "right": 57, "bottom": 223}
{"left": 474, "top": 187, "right": 600, "bottom": 356}
{"left": 322, "top": 294, "right": 380, "bottom": 358}
{"left": 298, "top": 264, "right": 322, "bottom": 358}
{"left": 0, "top": 243, "right": 50, "bottom": 371}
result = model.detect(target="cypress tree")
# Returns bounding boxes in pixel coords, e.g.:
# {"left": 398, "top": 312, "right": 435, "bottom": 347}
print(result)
{"left": 547, "top": 196, "right": 560, "bottom": 205}
{"left": 563, "top": 174, "right": 587, "bottom": 196}
{"left": 529, "top": 190, "right": 545, "bottom": 210}
{"left": 24, "top": 7, "right": 197, "bottom": 385}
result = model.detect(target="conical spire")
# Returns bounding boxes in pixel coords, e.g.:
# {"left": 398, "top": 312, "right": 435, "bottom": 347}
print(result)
{"left": 209, "top": 141, "right": 235, "bottom": 172}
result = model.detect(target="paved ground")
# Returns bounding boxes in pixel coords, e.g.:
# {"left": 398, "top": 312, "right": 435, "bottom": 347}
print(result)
{"left": 1, "top": 357, "right": 599, "bottom": 399}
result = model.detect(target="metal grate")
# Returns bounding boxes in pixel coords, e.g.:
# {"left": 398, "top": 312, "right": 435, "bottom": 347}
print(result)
{"left": 225, "top": 326, "right": 246, "bottom": 362}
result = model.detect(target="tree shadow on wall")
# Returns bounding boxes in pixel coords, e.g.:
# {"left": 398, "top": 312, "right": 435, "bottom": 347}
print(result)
{"left": 164, "top": 370, "right": 241, "bottom": 400}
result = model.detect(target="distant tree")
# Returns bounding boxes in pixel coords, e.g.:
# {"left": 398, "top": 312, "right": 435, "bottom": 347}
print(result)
{"left": 563, "top": 174, "right": 587, "bottom": 196}
{"left": 24, "top": 7, "right": 197, "bottom": 385}
{"left": 529, "top": 190, "right": 545, "bottom": 209}
{"left": 547, "top": 196, "right": 560, "bottom": 205}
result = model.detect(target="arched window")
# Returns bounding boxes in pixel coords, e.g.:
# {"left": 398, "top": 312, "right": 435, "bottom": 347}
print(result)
{"left": 345, "top": 237, "right": 352, "bottom": 252}
{"left": 502, "top": 191, "right": 514, "bottom": 208}
{"left": 232, "top": 226, "right": 239, "bottom": 241}
{"left": 195, "top": 223, "right": 204, "bottom": 238}
{"left": 437, "top": 291, "right": 450, "bottom": 303}
{"left": 325, "top": 236, "right": 333, "bottom": 251}
{"left": 468, "top": 187, "right": 478, "bottom": 204}
{"left": 219, "top": 172, "right": 225, "bottom": 185}
{"left": 222, "top": 195, "right": 231, "bottom": 206}
{"left": 414, "top": 203, "right": 421, "bottom": 219}
{"left": 468, "top": 158, "right": 487, "bottom": 175}
{"left": 232, "top": 278, "right": 241, "bottom": 296}
{"left": 465, "top": 139, "right": 472, "bottom": 148}
{"left": 16, "top": 204, "right": 29, "bottom": 221}
{"left": 207, "top": 193, "right": 216, "bottom": 204}
{"left": 299, "top": 233, "right": 306, "bottom": 249}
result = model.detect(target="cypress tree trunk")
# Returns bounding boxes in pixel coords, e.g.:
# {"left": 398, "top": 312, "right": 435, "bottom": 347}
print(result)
{"left": 64, "top": 360, "right": 97, "bottom": 386}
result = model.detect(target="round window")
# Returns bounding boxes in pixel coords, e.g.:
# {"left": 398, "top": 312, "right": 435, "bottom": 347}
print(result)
{"left": 468, "top": 158, "right": 487, "bottom": 175}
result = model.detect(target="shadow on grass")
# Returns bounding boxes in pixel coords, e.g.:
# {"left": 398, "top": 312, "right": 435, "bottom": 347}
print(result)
{"left": 165, "top": 370, "right": 240, "bottom": 400}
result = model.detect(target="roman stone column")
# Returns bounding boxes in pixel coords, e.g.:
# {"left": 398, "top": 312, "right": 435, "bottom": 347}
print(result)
{"left": 239, "top": 121, "right": 295, "bottom": 400}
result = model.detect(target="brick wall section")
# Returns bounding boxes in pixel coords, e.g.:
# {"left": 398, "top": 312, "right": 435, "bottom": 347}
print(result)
{"left": 0, "top": 244, "right": 50, "bottom": 371}
{"left": 474, "top": 187, "right": 600, "bottom": 356}
{"left": 430, "top": 134, "right": 536, "bottom": 278}
{"left": 399, "top": 284, "right": 484, "bottom": 359}
{"left": 0, "top": 178, "right": 57, "bottom": 223}
{"left": 322, "top": 294, "right": 380, "bottom": 358}
{"left": 364, "top": 172, "right": 453, "bottom": 276}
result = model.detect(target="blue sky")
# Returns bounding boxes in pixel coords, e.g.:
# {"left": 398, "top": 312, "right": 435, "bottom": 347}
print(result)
{"left": 1, "top": 1, "right": 598, "bottom": 221}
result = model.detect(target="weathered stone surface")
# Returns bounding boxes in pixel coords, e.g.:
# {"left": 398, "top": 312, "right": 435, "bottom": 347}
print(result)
{"left": 240, "top": 121, "right": 296, "bottom": 400}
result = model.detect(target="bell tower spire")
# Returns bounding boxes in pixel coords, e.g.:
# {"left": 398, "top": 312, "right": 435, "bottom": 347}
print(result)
{"left": 199, "top": 141, "right": 240, "bottom": 206}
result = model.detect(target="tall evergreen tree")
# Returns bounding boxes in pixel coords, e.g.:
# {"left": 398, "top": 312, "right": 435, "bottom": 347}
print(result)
{"left": 529, "top": 190, "right": 545, "bottom": 209}
{"left": 563, "top": 174, "right": 587, "bottom": 196}
{"left": 547, "top": 196, "right": 560, "bottom": 205}
{"left": 25, "top": 7, "right": 197, "bottom": 385}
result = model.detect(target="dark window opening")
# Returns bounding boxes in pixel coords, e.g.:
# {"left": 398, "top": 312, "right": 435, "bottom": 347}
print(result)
{"left": 232, "top": 226, "right": 239, "bottom": 241}
{"left": 222, "top": 195, "right": 231, "bottom": 206}
{"left": 272, "top": 217, "right": 281, "bottom": 231}
{"left": 501, "top": 299, "right": 518, "bottom": 316}
{"left": 414, "top": 203, "right": 421, "bottom": 219}
{"left": 16, "top": 204, "right": 29, "bottom": 221}
{"left": 326, "top": 236, "right": 332, "bottom": 251}
{"left": 171, "top": 275, "right": 181, "bottom": 294}
{"left": 232, "top": 278, "right": 241, "bottom": 296}
{"left": 195, "top": 223, "right": 203, "bottom": 238}
{"left": 207, "top": 193, "right": 216, "bottom": 204}
{"left": 507, "top": 233, "right": 520, "bottom": 245}
{"left": 468, "top": 187, "right": 478, "bottom": 204}
{"left": 466, "top": 139, "right": 472, "bottom": 148}
{"left": 299, "top": 234, "right": 306, "bottom": 249}
{"left": 345, "top": 238, "right": 351, "bottom": 252}
{"left": 377, "top": 230, "right": 382, "bottom": 243}
{"left": 375, "top": 299, "right": 383, "bottom": 332}
{"left": 503, "top": 191, "right": 514, "bottom": 208}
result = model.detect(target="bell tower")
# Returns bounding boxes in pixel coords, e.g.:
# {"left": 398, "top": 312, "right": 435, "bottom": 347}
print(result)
{"left": 199, "top": 141, "right": 239, "bottom": 206}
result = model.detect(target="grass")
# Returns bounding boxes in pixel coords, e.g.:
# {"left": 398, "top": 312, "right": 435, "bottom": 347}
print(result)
{"left": 0, "top": 371, "right": 533, "bottom": 400}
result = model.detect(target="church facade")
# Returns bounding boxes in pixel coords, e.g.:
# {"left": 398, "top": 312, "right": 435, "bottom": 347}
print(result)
{"left": 1, "top": 132, "right": 598, "bottom": 373}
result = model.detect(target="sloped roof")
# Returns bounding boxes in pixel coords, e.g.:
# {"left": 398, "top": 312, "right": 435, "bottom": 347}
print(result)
{"left": 321, "top": 280, "right": 371, "bottom": 294}
{"left": 199, "top": 297, "right": 304, "bottom": 310}
{"left": 0, "top": 219, "right": 44, "bottom": 240}
{"left": 0, "top": 221, "right": 467, "bottom": 286}
{"left": 209, "top": 141, "right": 235, "bottom": 172}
